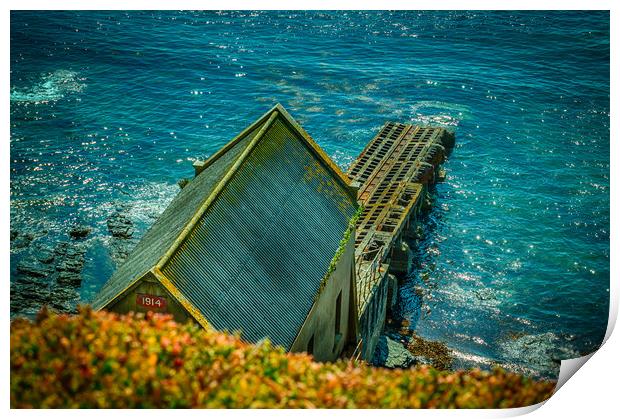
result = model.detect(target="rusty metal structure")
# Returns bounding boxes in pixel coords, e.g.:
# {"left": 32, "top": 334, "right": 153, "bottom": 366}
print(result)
{"left": 348, "top": 122, "right": 455, "bottom": 360}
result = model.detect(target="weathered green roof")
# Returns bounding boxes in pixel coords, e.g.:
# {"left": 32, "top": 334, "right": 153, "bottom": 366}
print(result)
{"left": 92, "top": 116, "right": 263, "bottom": 311}
{"left": 93, "top": 104, "right": 358, "bottom": 350}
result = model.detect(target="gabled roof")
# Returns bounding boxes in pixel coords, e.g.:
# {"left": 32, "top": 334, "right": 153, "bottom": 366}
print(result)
{"left": 93, "top": 104, "right": 359, "bottom": 349}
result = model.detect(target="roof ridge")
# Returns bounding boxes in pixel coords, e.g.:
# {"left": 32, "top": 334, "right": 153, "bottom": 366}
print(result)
{"left": 156, "top": 109, "right": 280, "bottom": 270}
{"left": 156, "top": 103, "right": 358, "bottom": 272}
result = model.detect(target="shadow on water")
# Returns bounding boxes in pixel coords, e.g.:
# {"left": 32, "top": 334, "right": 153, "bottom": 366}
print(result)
{"left": 389, "top": 184, "right": 444, "bottom": 332}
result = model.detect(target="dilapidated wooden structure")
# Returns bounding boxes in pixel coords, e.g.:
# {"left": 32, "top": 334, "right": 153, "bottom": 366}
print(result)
{"left": 93, "top": 104, "right": 360, "bottom": 361}
{"left": 347, "top": 122, "right": 455, "bottom": 360}
{"left": 94, "top": 103, "right": 455, "bottom": 363}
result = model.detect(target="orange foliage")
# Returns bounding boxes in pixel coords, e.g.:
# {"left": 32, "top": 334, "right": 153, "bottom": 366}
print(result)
{"left": 10, "top": 307, "right": 555, "bottom": 408}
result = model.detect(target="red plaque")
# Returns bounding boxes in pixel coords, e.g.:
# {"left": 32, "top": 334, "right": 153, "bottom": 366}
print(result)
{"left": 136, "top": 293, "right": 167, "bottom": 311}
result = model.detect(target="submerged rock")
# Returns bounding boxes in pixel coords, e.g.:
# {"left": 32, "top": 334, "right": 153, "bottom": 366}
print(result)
{"left": 107, "top": 212, "right": 134, "bottom": 239}
{"left": 16, "top": 260, "right": 54, "bottom": 278}
{"left": 69, "top": 225, "right": 92, "bottom": 240}
{"left": 474, "top": 288, "right": 496, "bottom": 301}
{"left": 406, "top": 333, "right": 453, "bottom": 371}
{"left": 11, "top": 231, "right": 34, "bottom": 249}
{"left": 500, "top": 332, "right": 580, "bottom": 374}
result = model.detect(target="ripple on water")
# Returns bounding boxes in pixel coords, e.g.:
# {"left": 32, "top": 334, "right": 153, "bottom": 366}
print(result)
{"left": 10, "top": 10, "right": 609, "bottom": 379}
{"left": 10, "top": 69, "right": 85, "bottom": 104}
{"left": 499, "top": 332, "right": 580, "bottom": 377}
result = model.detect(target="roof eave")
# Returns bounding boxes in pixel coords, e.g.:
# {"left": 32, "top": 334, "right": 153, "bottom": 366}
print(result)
{"left": 151, "top": 267, "right": 212, "bottom": 330}
{"left": 92, "top": 271, "right": 147, "bottom": 311}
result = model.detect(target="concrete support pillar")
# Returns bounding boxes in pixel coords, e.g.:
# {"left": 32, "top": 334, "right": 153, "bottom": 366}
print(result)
{"left": 441, "top": 130, "right": 456, "bottom": 149}
{"left": 389, "top": 241, "right": 412, "bottom": 277}
{"left": 386, "top": 274, "right": 398, "bottom": 314}
{"left": 192, "top": 160, "right": 205, "bottom": 177}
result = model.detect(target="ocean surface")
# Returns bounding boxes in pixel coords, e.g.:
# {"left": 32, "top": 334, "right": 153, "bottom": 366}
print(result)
{"left": 10, "top": 11, "right": 609, "bottom": 379}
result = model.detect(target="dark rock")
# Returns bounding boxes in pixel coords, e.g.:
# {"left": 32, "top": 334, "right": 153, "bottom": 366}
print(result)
{"left": 107, "top": 212, "right": 134, "bottom": 239}
{"left": 441, "top": 130, "right": 456, "bottom": 149}
{"left": 50, "top": 300, "right": 79, "bottom": 314}
{"left": 50, "top": 262, "right": 82, "bottom": 312}
{"left": 109, "top": 240, "right": 133, "bottom": 265}
{"left": 10, "top": 279, "right": 51, "bottom": 317}
{"left": 12, "top": 239, "right": 88, "bottom": 318}
{"left": 12, "top": 232, "right": 34, "bottom": 249}
{"left": 422, "top": 198, "right": 433, "bottom": 212}
{"left": 54, "top": 241, "right": 69, "bottom": 256}
{"left": 372, "top": 335, "right": 416, "bottom": 369}
{"left": 10, "top": 230, "right": 18, "bottom": 241}
{"left": 50, "top": 300, "right": 78, "bottom": 313}
{"left": 13, "top": 274, "right": 50, "bottom": 287}
{"left": 177, "top": 178, "right": 190, "bottom": 189}
{"left": 64, "top": 245, "right": 85, "bottom": 258}
{"left": 56, "top": 271, "right": 82, "bottom": 286}
{"left": 35, "top": 245, "right": 56, "bottom": 264}
{"left": 51, "top": 285, "right": 79, "bottom": 299}
{"left": 474, "top": 288, "right": 496, "bottom": 301}
{"left": 57, "top": 259, "right": 84, "bottom": 273}
{"left": 69, "top": 225, "right": 92, "bottom": 240}
{"left": 14, "top": 283, "right": 50, "bottom": 301}
{"left": 106, "top": 209, "right": 137, "bottom": 265}
{"left": 16, "top": 260, "right": 54, "bottom": 278}
{"left": 56, "top": 242, "right": 85, "bottom": 275}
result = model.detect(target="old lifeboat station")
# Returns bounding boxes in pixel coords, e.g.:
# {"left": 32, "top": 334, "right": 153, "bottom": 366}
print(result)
{"left": 93, "top": 104, "right": 454, "bottom": 362}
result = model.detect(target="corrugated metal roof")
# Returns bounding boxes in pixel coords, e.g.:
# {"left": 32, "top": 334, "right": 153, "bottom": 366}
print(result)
{"left": 93, "top": 104, "right": 359, "bottom": 350}
{"left": 91, "top": 110, "right": 269, "bottom": 310}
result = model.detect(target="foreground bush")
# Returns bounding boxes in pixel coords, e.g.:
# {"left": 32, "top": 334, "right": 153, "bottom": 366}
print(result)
{"left": 11, "top": 307, "right": 555, "bottom": 408}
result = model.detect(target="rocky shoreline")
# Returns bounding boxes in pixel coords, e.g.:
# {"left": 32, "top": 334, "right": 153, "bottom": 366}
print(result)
{"left": 11, "top": 232, "right": 87, "bottom": 317}
{"left": 372, "top": 330, "right": 453, "bottom": 370}
{"left": 10, "top": 204, "right": 138, "bottom": 319}
{"left": 11, "top": 192, "right": 455, "bottom": 374}
{"left": 106, "top": 204, "right": 137, "bottom": 264}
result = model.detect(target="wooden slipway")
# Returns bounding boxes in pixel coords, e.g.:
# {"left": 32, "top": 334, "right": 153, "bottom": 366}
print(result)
{"left": 347, "top": 122, "right": 454, "bottom": 360}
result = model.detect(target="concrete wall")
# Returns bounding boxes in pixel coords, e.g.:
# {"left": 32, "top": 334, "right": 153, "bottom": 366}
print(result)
{"left": 358, "top": 269, "right": 390, "bottom": 360}
{"left": 290, "top": 233, "right": 357, "bottom": 361}
{"left": 106, "top": 272, "right": 193, "bottom": 324}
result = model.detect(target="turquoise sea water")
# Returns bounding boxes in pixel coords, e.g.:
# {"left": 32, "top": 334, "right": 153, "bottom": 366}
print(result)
{"left": 10, "top": 11, "right": 609, "bottom": 379}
